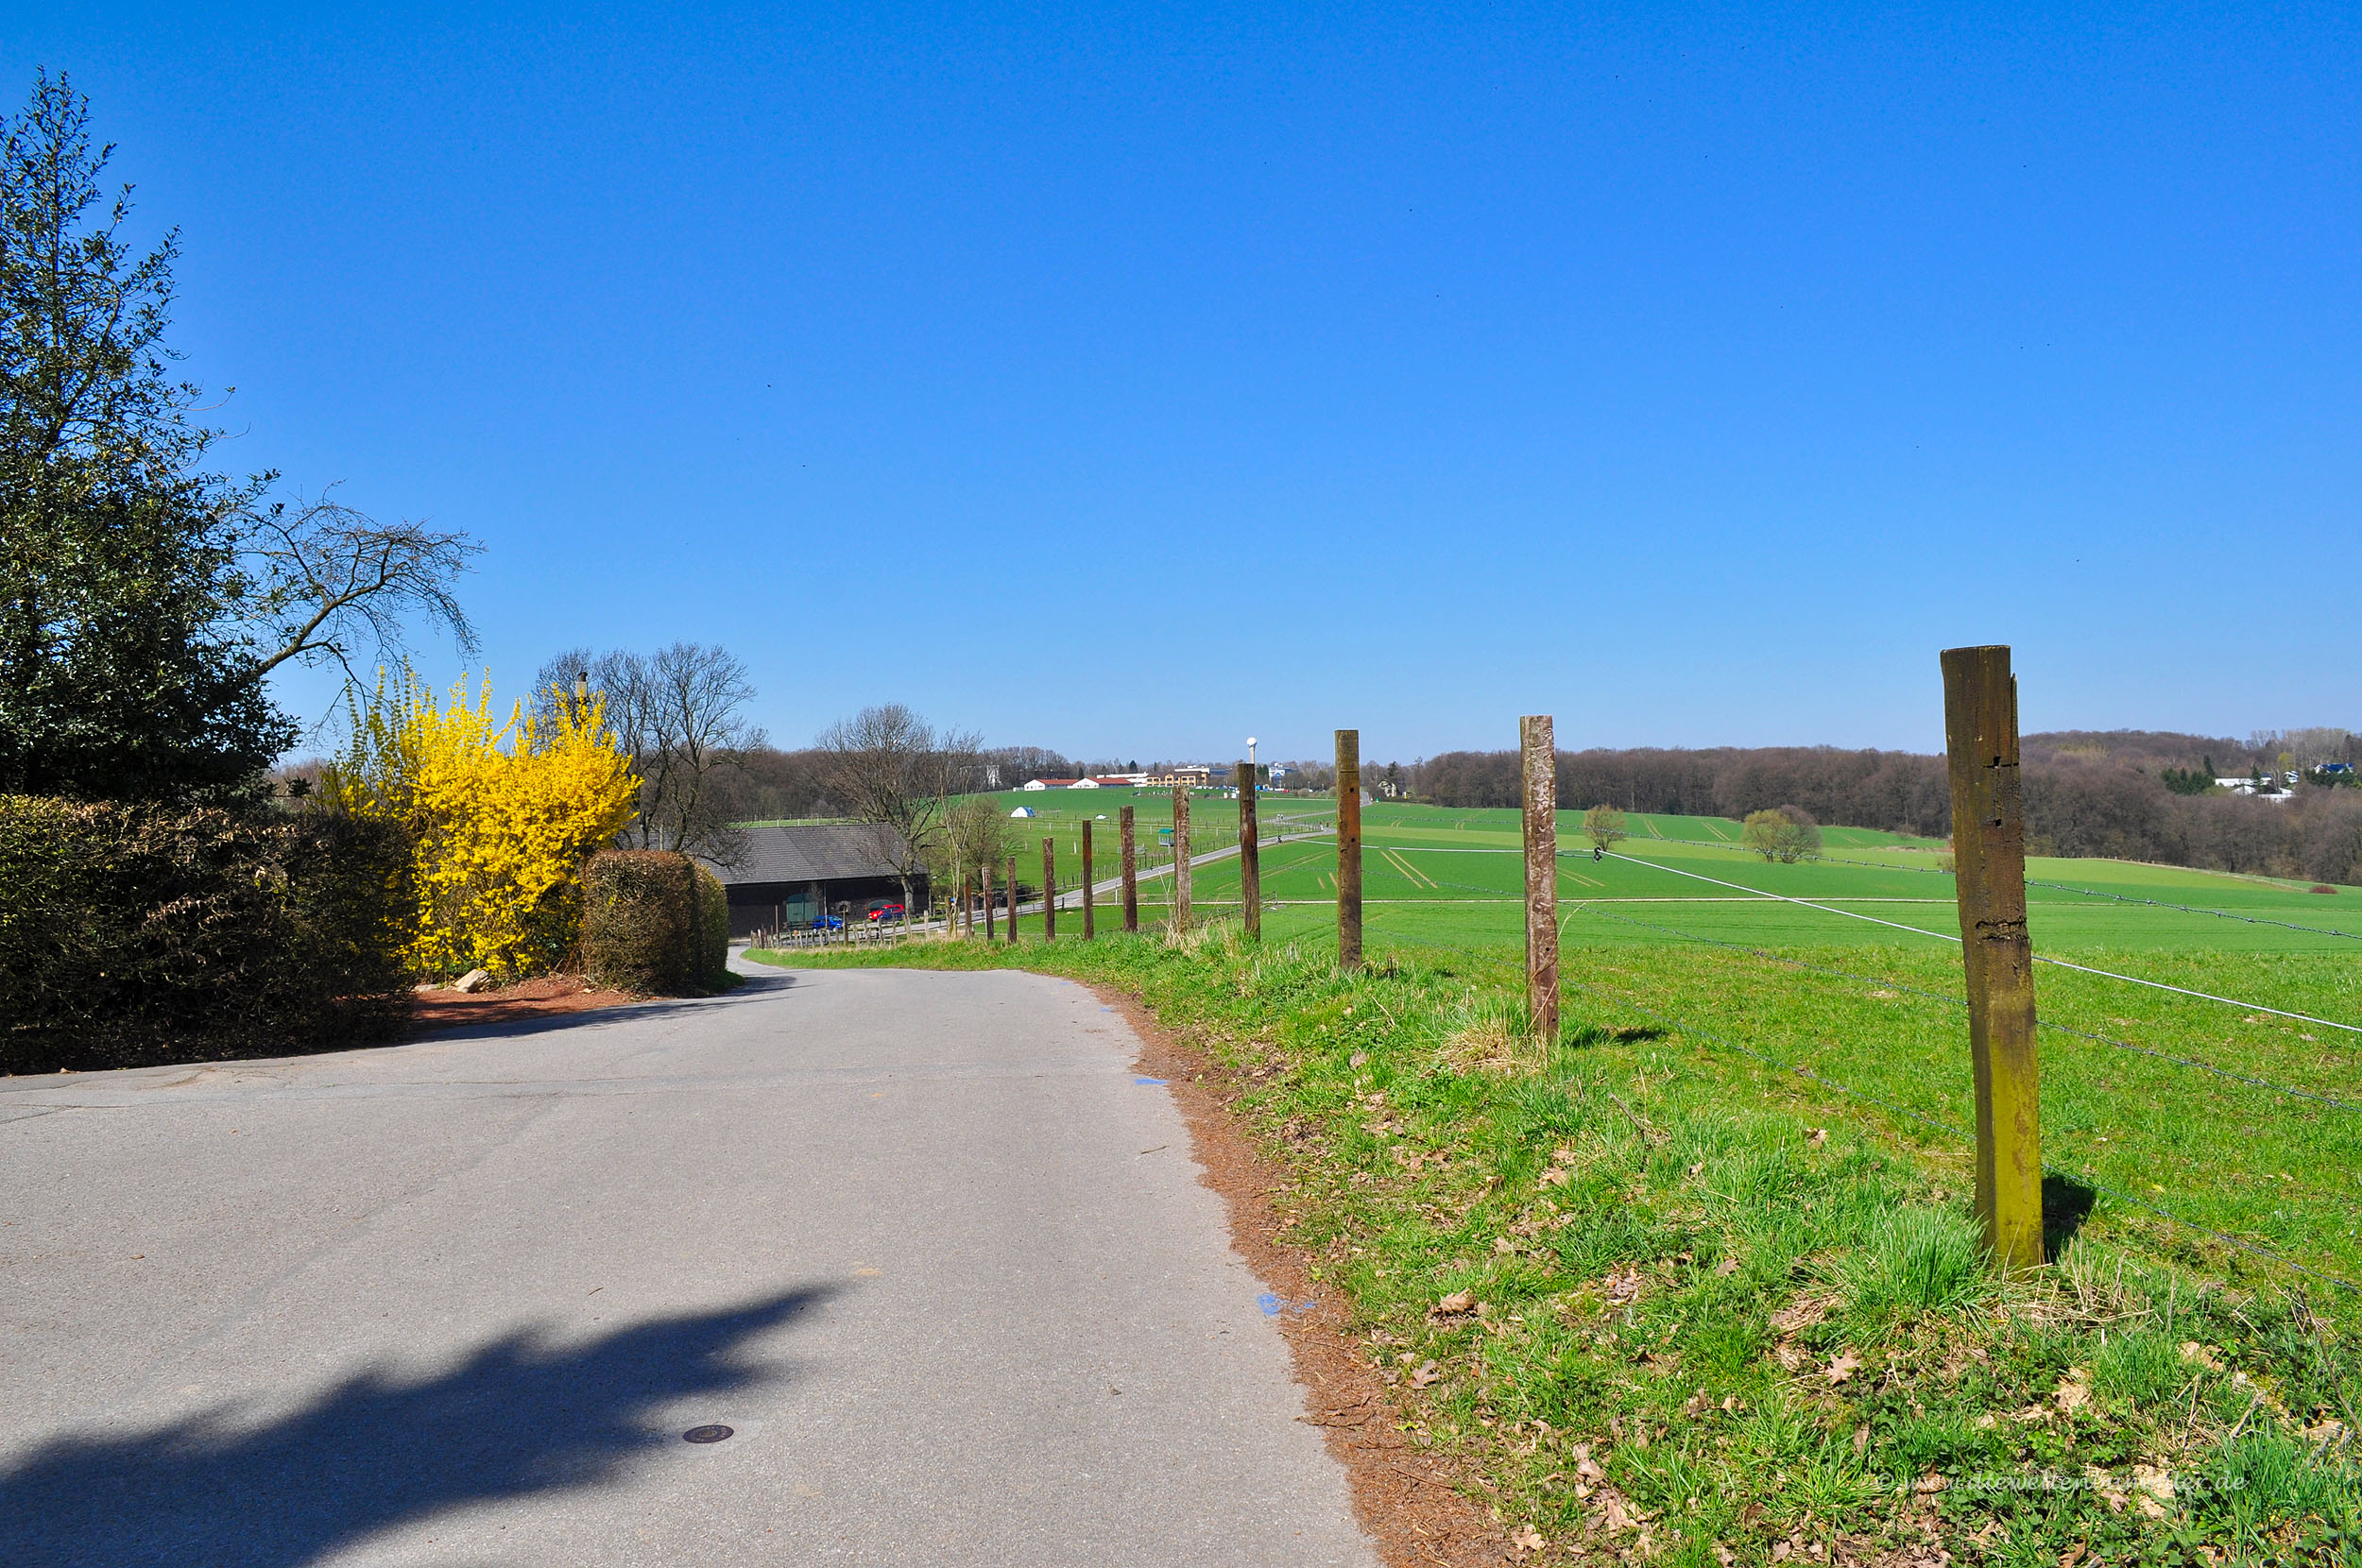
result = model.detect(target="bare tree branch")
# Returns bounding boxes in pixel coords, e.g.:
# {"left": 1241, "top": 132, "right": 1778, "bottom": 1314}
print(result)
{"left": 240, "top": 489, "right": 481, "bottom": 690}
{"left": 540, "top": 643, "right": 763, "bottom": 864}
{"left": 816, "top": 704, "right": 983, "bottom": 916}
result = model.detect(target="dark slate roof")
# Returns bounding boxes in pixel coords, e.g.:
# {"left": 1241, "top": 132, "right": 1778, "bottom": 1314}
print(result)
{"left": 704, "top": 823, "right": 912, "bottom": 886}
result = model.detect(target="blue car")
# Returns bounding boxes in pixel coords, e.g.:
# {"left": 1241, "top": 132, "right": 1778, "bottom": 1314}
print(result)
{"left": 811, "top": 914, "right": 845, "bottom": 930}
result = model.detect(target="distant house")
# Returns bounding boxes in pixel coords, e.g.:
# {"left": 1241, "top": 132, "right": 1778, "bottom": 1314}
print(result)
{"left": 1144, "top": 765, "right": 1215, "bottom": 788}
{"left": 1029, "top": 778, "right": 1081, "bottom": 790}
{"left": 701, "top": 824, "right": 919, "bottom": 938}
{"left": 1087, "top": 776, "right": 1137, "bottom": 788}
{"left": 1069, "top": 777, "right": 1101, "bottom": 790}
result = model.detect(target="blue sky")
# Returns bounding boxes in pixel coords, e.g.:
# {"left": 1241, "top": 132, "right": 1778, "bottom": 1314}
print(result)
{"left": 13, "top": 4, "right": 2359, "bottom": 764}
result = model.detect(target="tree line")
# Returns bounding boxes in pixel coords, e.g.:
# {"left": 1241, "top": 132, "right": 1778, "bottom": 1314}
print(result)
{"left": 1404, "top": 730, "right": 2362, "bottom": 884}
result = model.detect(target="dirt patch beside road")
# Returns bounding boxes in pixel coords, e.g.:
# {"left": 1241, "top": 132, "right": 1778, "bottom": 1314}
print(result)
{"left": 409, "top": 974, "right": 638, "bottom": 1035}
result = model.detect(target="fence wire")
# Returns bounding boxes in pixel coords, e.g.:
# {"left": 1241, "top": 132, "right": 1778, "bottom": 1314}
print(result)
{"left": 1565, "top": 902, "right": 2362, "bottom": 1115}
{"left": 1564, "top": 973, "right": 2361, "bottom": 1297}
{"left": 1590, "top": 849, "right": 2362, "bottom": 1036}
{"left": 1324, "top": 839, "right": 2360, "bottom": 1295}
{"left": 1624, "top": 831, "right": 2362, "bottom": 944}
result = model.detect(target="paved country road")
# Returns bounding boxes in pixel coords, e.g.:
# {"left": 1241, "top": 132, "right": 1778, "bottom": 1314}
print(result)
{"left": 0, "top": 959, "right": 1380, "bottom": 1567}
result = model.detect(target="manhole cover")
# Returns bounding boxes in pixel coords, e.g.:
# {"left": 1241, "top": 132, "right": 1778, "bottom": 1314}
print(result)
{"left": 682, "top": 1424, "right": 734, "bottom": 1444}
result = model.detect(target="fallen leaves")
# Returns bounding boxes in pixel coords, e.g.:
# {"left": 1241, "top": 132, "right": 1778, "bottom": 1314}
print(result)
{"left": 1510, "top": 1523, "right": 1547, "bottom": 1554}
{"left": 1769, "top": 1294, "right": 1831, "bottom": 1337}
{"left": 1806, "top": 1127, "right": 1829, "bottom": 1146}
{"left": 1824, "top": 1350, "right": 1864, "bottom": 1386}
{"left": 2053, "top": 1370, "right": 2092, "bottom": 1414}
{"left": 1408, "top": 1359, "right": 1442, "bottom": 1389}
{"left": 1430, "top": 1290, "right": 1476, "bottom": 1318}
{"left": 2131, "top": 1463, "right": 2176, "bottom": 1519}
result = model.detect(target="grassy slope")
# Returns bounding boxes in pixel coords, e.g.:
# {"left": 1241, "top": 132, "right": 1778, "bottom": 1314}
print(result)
{"left": 752, "top": 925, "right": 2362, "bottom": 1566}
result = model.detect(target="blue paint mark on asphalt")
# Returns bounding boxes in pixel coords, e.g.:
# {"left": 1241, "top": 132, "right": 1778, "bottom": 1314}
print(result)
{"left": 1134, "top": 1076, "right": 1168, "bottom": 1085}
{"left": 1258, "top": 1292, "right": 1320, "bottom": 1317}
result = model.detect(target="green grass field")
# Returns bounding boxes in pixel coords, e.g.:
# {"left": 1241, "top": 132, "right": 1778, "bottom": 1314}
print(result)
{"left": 964, "top": 797, "right": 2362, "bottom": 1292}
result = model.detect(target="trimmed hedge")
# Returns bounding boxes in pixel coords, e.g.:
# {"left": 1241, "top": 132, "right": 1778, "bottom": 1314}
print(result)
{"left": 581, "top": 850, "right": 731, "bottom": 995}
{"left": 0, "top": 795, "right": 414, "bottom": 1074}
{"left": 581, "top": 851, "right": 693, "bottom": 994}
{"left": 692, "top": 862, "right": 730, "bottom": 985}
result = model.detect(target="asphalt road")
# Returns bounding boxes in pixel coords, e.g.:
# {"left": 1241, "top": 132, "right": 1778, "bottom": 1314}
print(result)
{"left": 0, "top": 959, "right": 1379, "bottom": 1567}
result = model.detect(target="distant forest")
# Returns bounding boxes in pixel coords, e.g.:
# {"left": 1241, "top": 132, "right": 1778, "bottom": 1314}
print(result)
{"left": 713, "top": 729, "right": 2362, "bottom": 885}
{"left": 1411, "top": 729, "right": 2362, "bottom": 885}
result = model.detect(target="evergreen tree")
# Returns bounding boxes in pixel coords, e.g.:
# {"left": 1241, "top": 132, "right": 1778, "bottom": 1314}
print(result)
{"left": 0, "top": 72, "right": 292, "bottom": 801}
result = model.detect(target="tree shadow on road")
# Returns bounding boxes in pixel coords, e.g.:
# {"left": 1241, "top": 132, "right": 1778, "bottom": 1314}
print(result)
{"left": 0, "top": 1285, "right": 834, "bottom": 1567}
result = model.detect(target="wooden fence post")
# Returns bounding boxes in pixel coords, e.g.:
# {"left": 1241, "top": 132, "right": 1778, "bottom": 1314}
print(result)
{"left": 1522, "top": 714, "right": 1560, "bottom": 1049}
{"left": 1942, "top": 644, "right": 2045, "bottom": 1272}
{"left": 1042, "top": 837, "right": 1057, "bottom": 942}
{"left": 1337, "top": 728, "right": 1362, "bottom": 970}
{"left": 1006, "top": 855, "right": 1020, "bottom": 945}
{"left": 1121, "top": 806, "right": 1138, "bottom": 931}
{"left": 1239, "top": 760, "right": 1260, "bottom": 940}
{"left": 1172, "top": 787, "right": 1192, "bottom": 933}
{"left": 982, "top": 863, "right": 995, "bottom": 941}
{"left": 1082, "top": 820, "right": 1096, "bottom": 939}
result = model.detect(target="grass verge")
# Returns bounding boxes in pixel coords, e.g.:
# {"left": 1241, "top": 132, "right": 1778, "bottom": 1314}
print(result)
{"left": 751, "top": 929, "right": 2362, "bottom": 1566}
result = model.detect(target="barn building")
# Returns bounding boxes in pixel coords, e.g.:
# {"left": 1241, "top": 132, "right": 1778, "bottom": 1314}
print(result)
{"left": 703, "top": 824, "right": 924, "bottom": 937}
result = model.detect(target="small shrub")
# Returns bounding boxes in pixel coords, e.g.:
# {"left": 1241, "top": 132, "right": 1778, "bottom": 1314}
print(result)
{"left": 581, "top": 850, "right": 694, "bottom": 995}
{"left": 1741, "top": 806, "right": 1823, "bottom": 863}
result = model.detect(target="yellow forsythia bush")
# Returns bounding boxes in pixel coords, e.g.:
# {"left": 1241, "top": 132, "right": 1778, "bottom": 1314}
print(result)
{"left": 326, "top": 672, "right": 641, "bottom": 980}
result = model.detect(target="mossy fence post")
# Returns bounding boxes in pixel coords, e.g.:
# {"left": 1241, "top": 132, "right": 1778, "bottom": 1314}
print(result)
{"left": 1006, "top": 854, "right": 1020, "bottom": 944}
{"left": 1238, "top": 758, "right": 1260, "bottom": 941}
{"left": 1521, "top": 713, "right": 1560, "bottom": 1048}
{"left": 983, "top": 862, "right": 995, "bottom": 941}
{"left": 1081, "top": 819, "right": 1095, "bottom": 939}
{"left": 1172, "top": 786, "right": 1191, "bottom": 933}
{"left": 1121, "top": 806, "right": 1138, "bottom": 932}
{"left": 1942, "top": 643, "right": 2045, "bottom": 1272}
{"left": 1041, "top": 837, "right": 1057, "bottom": 942}
{"left": 1336, "top": 727, "right": 1362, "bottom": 970}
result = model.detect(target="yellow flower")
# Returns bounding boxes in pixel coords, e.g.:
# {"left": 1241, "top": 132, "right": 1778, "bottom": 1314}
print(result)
{"left": 326, "top": 670, "right": 640, "bottom": 980}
